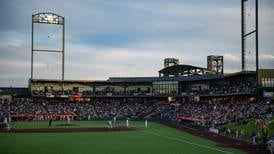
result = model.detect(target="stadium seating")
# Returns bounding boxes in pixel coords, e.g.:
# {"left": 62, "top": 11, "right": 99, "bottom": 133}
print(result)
{"left": 1, "top": 97, "right": 273, "bottom": 129}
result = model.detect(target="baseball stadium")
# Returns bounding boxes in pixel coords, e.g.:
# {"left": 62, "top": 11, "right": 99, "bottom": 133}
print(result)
{"left": 1, "top": 1, "right": 274, "bottom": 154}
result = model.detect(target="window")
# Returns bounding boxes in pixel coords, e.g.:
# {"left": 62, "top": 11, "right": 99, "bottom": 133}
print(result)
{"left": 153, "top": 81, "right": 178, "bottom": 94}
{"left": 262, "top": 77, "right": 274, "bottom": 87}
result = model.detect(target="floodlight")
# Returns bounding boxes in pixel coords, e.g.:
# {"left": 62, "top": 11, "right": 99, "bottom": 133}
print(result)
{"left": 33, "top": 12, "right": 64, "bottom": 25}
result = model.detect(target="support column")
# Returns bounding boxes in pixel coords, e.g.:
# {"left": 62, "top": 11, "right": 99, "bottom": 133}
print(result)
{"left": 255, "top": 0, "right": 259, "bottom": 96}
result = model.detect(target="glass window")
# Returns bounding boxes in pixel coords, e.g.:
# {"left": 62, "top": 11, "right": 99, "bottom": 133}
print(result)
{"left": 152, "top": 81, "right": 178, "bottom": 94}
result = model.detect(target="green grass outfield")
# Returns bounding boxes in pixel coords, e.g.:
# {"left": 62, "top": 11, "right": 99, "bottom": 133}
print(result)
{"left": 0, "top": 121, "right": 244, "bottom": 154}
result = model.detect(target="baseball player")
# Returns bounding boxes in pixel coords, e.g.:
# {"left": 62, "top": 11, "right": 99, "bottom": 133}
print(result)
{"left": 8, "top": 116, "right": 11, "bottom": 125}
{"left": 67, "top": 116, "right": 70, "bottom": 124}
{"left": 145, "top": 120, "right": 148, "bottom": 128}
{"left": 126, "top": 119, "right": 129, "bottom": 127}
{"left": 267, "top": 135, "right": 274, "bottom": 154}
{"left": 251, "top": 130, "right": 257, "bottom": 145}
{"left": 3, "top": 117, "right": 7, "bottom": 125}
{"left": 113, "top": 116, "right": 116, "bottom": 123}
{"left": 3, "top": 117, "right": 10, "bottom": 130}
{"left": 48, "top": 118, "right": 52, "bottom": 127}
{"left": 108, "top": 120, "right": 113, "bottom": 128}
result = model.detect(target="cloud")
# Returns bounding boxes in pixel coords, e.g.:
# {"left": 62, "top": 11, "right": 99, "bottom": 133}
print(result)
{"left": 259, "top": 54, "right": 274, "bottom": 69}
{"left": 0, "top": 0, "right": 274, "bottom": 86}
{"left": 64, "top": 44, "right": 181, "bottom": 80}
{"left": 0, "top": 59, "right": 47, "bottom": 79}
{"left": 260, "top": 54, "right": 274, "bottom": 60}
{"left": 224, "top": 69, "right": 240, "bottom": 74}
{"left": 223, "top": 54, "right": 240, "bottom": 62}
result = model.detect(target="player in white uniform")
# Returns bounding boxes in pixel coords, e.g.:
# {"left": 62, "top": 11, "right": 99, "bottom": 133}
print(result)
{"left": 67, "top": 116, "right": 70, "bottom": 124}
{"left": 3, "top": 117, "right": 8, "bottom": 127}
{"left": 268, "top": 136, "right": 274, "bottom": 154}
{"left": 113, "top": 116, "right": 116, "bottom": 123}
{"left": 145, "top": 120, "right": 148, "bottom": 128}
{"left": 108, "top": 120, "right": 113, "bottom": 128}
{"left": 126, "top": 119, "right": 129, "bottom": 127}
{"left": 3, "top": 117, "right": 10, "bottom": 130}
{"left": 8, "top": 116, "right": 11, "bottom": 125}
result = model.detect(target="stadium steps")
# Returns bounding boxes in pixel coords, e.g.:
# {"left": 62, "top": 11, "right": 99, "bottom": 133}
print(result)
{"left": 143, "top": 104, "right": 157, "bottom": 118}
{"left": 137, "top": 103, "right": 154, "bottom": 117}
{"left": 41, "top": 106, "right": 48, "bottom": 114}
{"left": 116, "top": 103, "right": 128, "bottom": 117}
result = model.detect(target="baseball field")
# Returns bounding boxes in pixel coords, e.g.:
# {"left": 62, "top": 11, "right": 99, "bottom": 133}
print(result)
{"left": 0, "top": 121, "right": 245, "bottom": 154}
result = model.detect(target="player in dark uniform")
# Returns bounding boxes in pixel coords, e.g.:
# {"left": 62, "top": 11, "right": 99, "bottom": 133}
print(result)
{"left": 48, "top": 118, "right": 52, "bottom": 127}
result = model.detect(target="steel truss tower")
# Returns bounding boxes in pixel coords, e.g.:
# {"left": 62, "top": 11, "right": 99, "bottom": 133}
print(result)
{"left": 31, "top": 12, "right": 65, "bottom": 80}
{"left": 241, "top": 0, "right": 258, "bottom": 72}
{"left": 241, "top": 0, "right": 259, "bottom": 93}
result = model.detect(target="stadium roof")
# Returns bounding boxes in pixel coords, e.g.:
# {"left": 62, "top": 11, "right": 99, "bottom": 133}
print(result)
{"left": 108, "top": 74, "right": 224, "bottom": 82}
{"left": 30, "top": 71, "right": 256, "bottom": 83}
{"left": 224, "top": 70, "right": 255, "bottom": 77}
{"left": 30, "top": 79, "right": 106, "bottom": 83}
{"left": 158, "top": 64, "right": 211, "bottom": 77}
{"left": 108, "top": 71, "right": 256, "bottom": 82}
{"left": 0, "top": 87, "right": 29, "bottom": 96}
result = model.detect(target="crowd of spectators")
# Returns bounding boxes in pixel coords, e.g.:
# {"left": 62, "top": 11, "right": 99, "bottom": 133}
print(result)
{"left": 209, "top": 82, "right": 255, "bottom": 94}
{"left": 190, "top": 82, "right": 256, "bottom": 96}
{"left": 175, "top": 100, "right": 273, "bottom": 128}
{"left": 9, "top": 98, "right": 47, "bottom": 115}
{"left": 0, "top": 99, "right": 10, "bottom": 122}
{"left": 0, "top": 97, "right": 273, "bottom": 128}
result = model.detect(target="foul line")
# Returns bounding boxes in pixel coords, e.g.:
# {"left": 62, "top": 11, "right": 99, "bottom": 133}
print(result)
{"left": 141, "top": 130, "right": 234, "bottom": 154}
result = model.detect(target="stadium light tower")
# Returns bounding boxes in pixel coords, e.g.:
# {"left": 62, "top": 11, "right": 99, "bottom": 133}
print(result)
{"left": 241, "top": 0, "right": 259, "bottom": 94}
{"left": 31, "top": 12, "right": 65, "bottom": 80}
{"left": 241, "top": 0, "right": 258, "bottom": 72}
